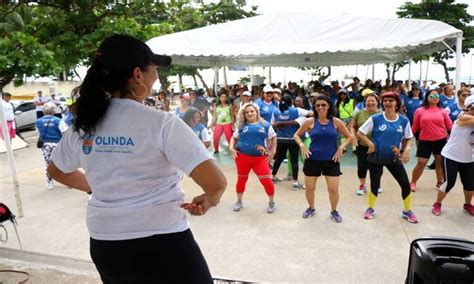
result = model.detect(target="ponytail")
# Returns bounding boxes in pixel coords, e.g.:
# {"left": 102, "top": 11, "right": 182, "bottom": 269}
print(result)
{"left": 279, "top": 94, "right": 293, "bottom": 112}
{"left": 73, "top": 59, "right": 144, "bottom": 135}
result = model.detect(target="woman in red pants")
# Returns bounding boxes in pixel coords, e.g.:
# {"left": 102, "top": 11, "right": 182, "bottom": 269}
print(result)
{"left": 229, "top": 103, "right": 277, "bottom": 213}
{"left": 210, "top": 90, "right": 235, "bottom": 154}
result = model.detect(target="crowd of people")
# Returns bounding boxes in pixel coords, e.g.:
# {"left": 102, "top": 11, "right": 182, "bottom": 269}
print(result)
{"left": 158, "top": 75, "right": 473, "bottom": 224}
{"left": 1, "top": 34, "right": 472, "bottom": 282}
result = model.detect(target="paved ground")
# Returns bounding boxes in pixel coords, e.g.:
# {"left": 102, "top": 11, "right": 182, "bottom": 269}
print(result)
{"left": 0, "top": 130, "right": 473, "bottom": 283}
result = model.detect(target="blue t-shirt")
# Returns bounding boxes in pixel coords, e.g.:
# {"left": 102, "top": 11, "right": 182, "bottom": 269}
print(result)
{"left": 403, "top": 97, "right": 423, "bottom": 124}
{"left": 175, "top": 108, "right": 186, "bottom": 120}
{"left": 440, "top": 95, "right": 456, "bottom": 109}
{"left": 35, "top": 115, "right": 62, "bottom": 143}
{"left": 236, "top": 122, "right": 270, "bottom": 156}
{"left": 255, "top": 98, "right": 278, "bottom": 123}
{"left": 308, "top": 118, "right": 337, "bottom": 161}
{"left": 367, "top": 113, "right": 411, "bottom": 164}
{"left": 446, "top": 103, "right": 462, "bottom": 122}
{"left": 191, "top": 123, "right": 207, "bottom": 141}
{"left": 272, "top": 107, "right": 299, "bottom": 139}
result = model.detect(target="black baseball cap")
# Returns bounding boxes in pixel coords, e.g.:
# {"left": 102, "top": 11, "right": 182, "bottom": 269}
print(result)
{"left": 95, "top": 34, "right": 172, "bottom": 71}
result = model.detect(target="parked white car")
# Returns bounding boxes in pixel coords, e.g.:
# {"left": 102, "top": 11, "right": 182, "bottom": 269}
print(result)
{"left": 12, "top": 100, "right": 36, "bottom": 131}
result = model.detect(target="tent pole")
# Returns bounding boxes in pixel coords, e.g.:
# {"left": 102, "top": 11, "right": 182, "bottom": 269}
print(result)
{"left": 269, "top": 67, "right": 272, "bottom": 83}
{"left": 425, "top": 58, "right": 429, "bottom": 82}
{"left": 0, "top": 96, "right": 24, "bottom": 218}
{"left": 419, "top": 59, "right": 422, "bottom": 84}
{"left": 455, "top": 36, "right": 462, "bottom": 90}
{"left": 372, "top": 64, "right": 375, "bottom": 81}
{"left": 214, "top": 67, "right": 219, "bottom": 94}
{"left": 223, "top": 66, "right": 228, "bottom": 88}
{"left": 250, "top": 66, "right": 254, "bottom": 86}
{"left": 408, "top": 59, "right": 412, "bottom": 90}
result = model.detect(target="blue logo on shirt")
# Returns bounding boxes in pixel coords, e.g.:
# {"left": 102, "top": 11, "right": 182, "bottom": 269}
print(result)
{"left": 95, "top": 136, "right": 135, "bottom": 146}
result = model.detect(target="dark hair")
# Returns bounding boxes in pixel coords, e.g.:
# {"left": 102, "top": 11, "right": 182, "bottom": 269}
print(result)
{"left": 216, "top": 92, "right": 230, "bottom": 107}
{"left": 313, "top": 95, "right": 335, "bottom": 119}
{"left": 422, "top": 89, "right": 441, "bottom": 108}
{"left": 380, "top": 91, "right": 402, "bottom": 111}
{"left": 335, "top": 91, "right": 350, "bottom": 110}
{"left": 183, "top": 107, "right": 201, "bottom": 127}
{"left": 408, "top": 88, "right": 421, "bottom": 99}
{"left": 279, "top": 94, "right": 293, "bottom": 112}
{"left": 72, "top": 57, "right": 148, "bottom": 135}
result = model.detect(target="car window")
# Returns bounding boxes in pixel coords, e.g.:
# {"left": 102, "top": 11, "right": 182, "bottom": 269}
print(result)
{"left": 16, "top": 102, "right": 35, "bottom": 112}
{"left": 59, "top": 97, "right": 66, "bottom": 102}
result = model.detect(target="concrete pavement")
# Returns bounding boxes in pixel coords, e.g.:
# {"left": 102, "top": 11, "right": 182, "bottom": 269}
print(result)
{"left": 0, "top": 133, "right": 473, "bottom": 283}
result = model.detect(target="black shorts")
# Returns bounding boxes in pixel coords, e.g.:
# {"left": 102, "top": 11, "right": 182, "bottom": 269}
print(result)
{"left": 416, "top": 138, "right": 447, "bottom": 158}
{"left": 303, "top": 159, "right": 341, "bottom": 177}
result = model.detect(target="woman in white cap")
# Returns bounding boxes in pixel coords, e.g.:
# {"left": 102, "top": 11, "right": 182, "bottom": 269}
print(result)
{"left": 255, "top": 85, "right": 279, "bottom": 123}
{"left": 47, "top": 34, "right": 226, "bottom": 283}
{"left": 431, "top": 95, "right": 474, "bottom": 216}
{"left": 175, "top": 92, "right": 191, "bottom": 120}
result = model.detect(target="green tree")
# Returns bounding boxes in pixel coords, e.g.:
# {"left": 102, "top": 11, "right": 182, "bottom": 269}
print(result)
{"left": 397, "top": 0, "right": 474, "bottom": 82}
{"left": 0, "top": 5, "right": 58, "bottom": 92}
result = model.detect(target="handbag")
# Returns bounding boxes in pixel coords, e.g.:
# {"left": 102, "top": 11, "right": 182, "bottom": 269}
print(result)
{"left": 36, "top": 117, "right": 52, "bottom": 149}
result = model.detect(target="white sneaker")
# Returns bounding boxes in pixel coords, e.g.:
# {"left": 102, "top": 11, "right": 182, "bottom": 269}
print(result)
{"left": 378, "top": 188, "right": 383, "bottom": 193}
{"left": 233, "top": 201, "right": 243, "bottom": 212}
{"left": 356, "top": 184, "right": 367, "bottom": 195}
{"left": 292, "top": 182, "right": 305, "bottom": 190}
{"left": 267, "top": 201, "right": 276, "bottom": 214}
{"left": 47, "top": 181, "right": 54, "bottom": 190}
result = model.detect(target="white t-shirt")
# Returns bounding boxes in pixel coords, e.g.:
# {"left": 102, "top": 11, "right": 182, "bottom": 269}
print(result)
{"left": 441, "top": 122, "right": 474, "bottom": 163}
{"left": 33, "top": 96, "right": 49, "bottom": 111}
{"left": 51, "top": 98, "right": 212, "bottom": 240}
{"left": 2, "top": 100, "right": 14, "bottom": 121}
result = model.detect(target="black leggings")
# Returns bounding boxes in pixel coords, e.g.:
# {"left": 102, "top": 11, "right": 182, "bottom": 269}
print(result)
{"left": 356, "top": 145, "right": 370, "bottom": 179}
{"left": 272, "top": 139, "right": 300, "bottom": 180}
{"left": 90, "top": 229, "right": 212, "bottom": 284}
{"left": 439, "top": 156, "right": 474, "bottom": 193}
{"left": 368, "top": 162, "right": 411, "bottom": 200}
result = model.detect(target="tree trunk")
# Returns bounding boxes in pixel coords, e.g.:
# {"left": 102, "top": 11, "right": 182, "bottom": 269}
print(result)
{"left": 194, "top": 70, "right": 209, "bottom": 94}
{"left": 437, "top": 59, "right": 451, "bottom": 83}
{"left": 0, "top": 74, "right": 14, "bottom": 94}
{"left": 192, "top": 74, "right": 198, "bottom": 87}
{"left": 178, "top": 74, "right": 183, "bottom": 92}
{"left": 385, "top": 63, "right": 391, "bottom": 82}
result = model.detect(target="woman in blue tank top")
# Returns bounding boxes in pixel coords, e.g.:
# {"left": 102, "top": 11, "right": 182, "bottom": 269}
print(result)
{"left": 294, "top": 95, "right": 354, "bottom": 223}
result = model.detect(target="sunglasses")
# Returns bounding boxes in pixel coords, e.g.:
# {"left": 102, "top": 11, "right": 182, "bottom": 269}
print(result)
{"left": 315, "top": 104, "right": 329, "bottom": 108}
{"left": 429, "top": 94, "right": 440, "bottom": 99}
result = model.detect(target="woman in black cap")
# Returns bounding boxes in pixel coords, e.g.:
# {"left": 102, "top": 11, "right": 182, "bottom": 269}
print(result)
{"left": 47, "top": 34, "right": 226, "bottom": 283}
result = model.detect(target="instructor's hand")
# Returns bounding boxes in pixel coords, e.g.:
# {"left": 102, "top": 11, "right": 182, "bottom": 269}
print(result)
{"left": 180, "top": 193, "right": 217, "bottom": 216}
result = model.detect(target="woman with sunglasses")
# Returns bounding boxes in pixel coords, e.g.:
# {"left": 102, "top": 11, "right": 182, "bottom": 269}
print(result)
{"left": 255, "top": 85, "right": 279, "bottom": 123}
{"left": 445, "top": 87, "right": 471, "bottom": 122}
{"left": 357, "top": 92, "right": 417, "bottom": 223}
{"left": 294, "top": 95, "right": 354, "bottom": 223}
{"left": 410, "top": 89, "right": 452, "bottom": 192}
{"left": 432, "top": 95, "right": 474, "bottom": 216}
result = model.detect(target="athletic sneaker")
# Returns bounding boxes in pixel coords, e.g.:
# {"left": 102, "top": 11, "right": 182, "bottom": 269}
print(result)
{"left": 410, "top": 182, "right": 416, "bottom": 192}
{"left": 463, "top": 204, "right": 474, "bottom": 216}
{"left": 401, "top": 210, "right": 418, "bottom": 223}
{"left": 272, "top": 177, "right": 282, "bottom": 184}
{"left": 292, "top": 182, "right": 305, "bottom": 190}
{"left": 434, "top": 182, "right": 443, "bottom": 191}
{"left": 302, "top": 207, "right": 315, "bottom": 218}
{"left": 378, "top": 187, "right": 383, "bottom": 193}
{"left": 356, "top": 184, "right": 367, "bottom": 195}
{"left": 330, "top": 210, "right": 342, "bottom": 223}
{"left": 363, "top": 208, "right": 375, "bottom": 219}
{"left": 432, "top": 203, "right": 442, "bottom": 216}
{"left": 46, "top": 181, "right": 54, "bottom": 190}
{"left": 282, "top": 175, "right": 292, "bottom": 181}
{"left": 267, "top": 201, "right": 276, "bottom": 214}
{"left": 233, "top": 201, "right": 243, "bottom": 212}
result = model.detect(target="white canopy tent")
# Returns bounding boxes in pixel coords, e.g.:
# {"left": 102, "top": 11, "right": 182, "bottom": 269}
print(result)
{"left": 147, "top": 11, "right": 463, "bottom": 89}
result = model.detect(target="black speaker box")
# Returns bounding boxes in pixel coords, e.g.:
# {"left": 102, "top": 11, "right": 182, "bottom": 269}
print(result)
{"left": 406, "top": 236, "right": 474, "bottom": 283}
